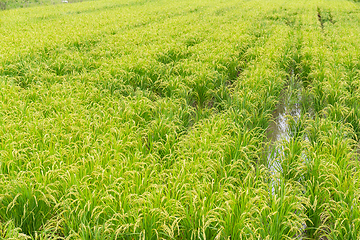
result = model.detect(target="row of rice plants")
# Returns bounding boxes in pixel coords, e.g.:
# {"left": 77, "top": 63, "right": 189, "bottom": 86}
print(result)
{"left": 272, "top": 0, "right": 360, "bottom": 238}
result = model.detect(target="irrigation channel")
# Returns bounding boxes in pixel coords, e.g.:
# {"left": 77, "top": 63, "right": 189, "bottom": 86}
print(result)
{"left": 266, "top": 69, "right": 309, "bottom": 238}
{"left": 267, "top": 69, "right": 303, "bottom": 184}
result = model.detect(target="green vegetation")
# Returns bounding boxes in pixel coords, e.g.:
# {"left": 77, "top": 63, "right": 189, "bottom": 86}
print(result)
{"left": 0, "top": 0, "right": 85, "bottom": 10}
{"left": 1, "top": 0, "right": 360, "bottom": 239}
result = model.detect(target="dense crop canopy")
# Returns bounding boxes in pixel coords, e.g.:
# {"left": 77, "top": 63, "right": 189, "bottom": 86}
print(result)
{"left": 1, "top": 0, "right": 360, "bottom": 239}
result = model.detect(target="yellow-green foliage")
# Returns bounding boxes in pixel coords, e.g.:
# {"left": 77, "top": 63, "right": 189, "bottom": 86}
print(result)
{"left": 0, "top": 0, "right": 85, "bottom": 10}
{"left": 0, "top": 0, "right": 360, "bottom": 239}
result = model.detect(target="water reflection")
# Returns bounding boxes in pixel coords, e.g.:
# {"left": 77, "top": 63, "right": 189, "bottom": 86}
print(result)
{"left": 267, "top": 80, "right": 302, "bottom": 182}
{"left": 267, "top": 78, "right": 306, "bottom": 239}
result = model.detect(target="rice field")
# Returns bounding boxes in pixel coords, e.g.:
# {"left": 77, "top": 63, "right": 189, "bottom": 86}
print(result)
{"left": 1, "top": 0, "right": 360, "bottom": 239}
{"left": 0, "top": 0, "right": 85, "bottom": 10}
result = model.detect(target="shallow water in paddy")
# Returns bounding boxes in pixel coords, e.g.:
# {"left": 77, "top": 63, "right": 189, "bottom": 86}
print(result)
{"left": 267, "top": 80, "right": 302, "bottom": 183}
{"left": 266, "top": 78, "right": 309, "bottom": 239}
